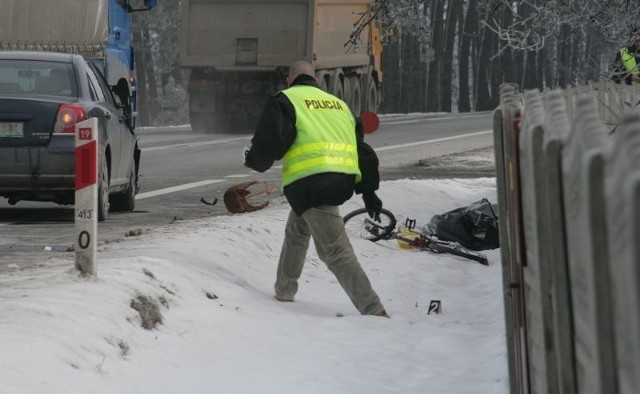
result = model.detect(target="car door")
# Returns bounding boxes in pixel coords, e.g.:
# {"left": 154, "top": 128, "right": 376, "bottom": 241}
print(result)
{"left": 86, "top": 64, "right": 131, "bottom": 187}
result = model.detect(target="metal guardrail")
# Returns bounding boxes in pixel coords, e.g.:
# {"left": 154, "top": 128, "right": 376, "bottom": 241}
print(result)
{"left": 495, "top": 81, "right": 640, "bottom": 394}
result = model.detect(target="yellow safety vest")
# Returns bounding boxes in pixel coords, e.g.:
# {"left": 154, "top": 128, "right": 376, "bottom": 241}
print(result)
{"left": 621, "top": 47, "right": 639, "bottom": 78}
{"left": 280, "top": 85, "right": 361, "bottom": 187}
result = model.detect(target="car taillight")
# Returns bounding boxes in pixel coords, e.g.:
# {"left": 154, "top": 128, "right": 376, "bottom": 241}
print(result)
{"left": 55, "top": 104, "right": 88, "bottom": 133}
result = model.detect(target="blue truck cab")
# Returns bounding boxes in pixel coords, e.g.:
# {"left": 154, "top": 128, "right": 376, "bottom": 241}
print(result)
{"left": 103, "top": 0, "right": 158, "bottom": 129}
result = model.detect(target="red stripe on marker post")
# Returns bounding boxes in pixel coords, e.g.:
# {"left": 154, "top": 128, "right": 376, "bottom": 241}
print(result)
{"left": 75, "top": 139, "right": 97, "bottom": 190}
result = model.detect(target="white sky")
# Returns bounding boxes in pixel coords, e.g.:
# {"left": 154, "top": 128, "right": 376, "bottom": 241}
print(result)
{"left": 0, "top": 177, "right": 508, "bottom": 394}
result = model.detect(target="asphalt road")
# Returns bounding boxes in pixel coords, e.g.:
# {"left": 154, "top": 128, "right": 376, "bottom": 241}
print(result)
{"left": 0, "top": 111, "right": 495, "bottom": 269}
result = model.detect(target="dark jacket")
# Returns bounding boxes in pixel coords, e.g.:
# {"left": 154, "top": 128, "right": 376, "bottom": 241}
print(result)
{"left": 244, "top": 75, "right": 380, "bottom": 216}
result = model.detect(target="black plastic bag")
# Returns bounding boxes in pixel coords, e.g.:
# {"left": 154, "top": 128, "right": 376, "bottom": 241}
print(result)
{"left": 424, "top": 198, "right": 499, "bottom": 251}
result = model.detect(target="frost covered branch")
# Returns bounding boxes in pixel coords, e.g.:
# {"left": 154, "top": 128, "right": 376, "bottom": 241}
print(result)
{"left": 345, "top": 0, "right": 431, "bottom": 53}
{"left": 479, "top": 0, "right": 640, "bottom": 51}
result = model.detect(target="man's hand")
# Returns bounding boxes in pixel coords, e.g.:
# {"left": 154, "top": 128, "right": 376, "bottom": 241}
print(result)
{"left": 362, "top": 192, "right": 382, "bottom": 221}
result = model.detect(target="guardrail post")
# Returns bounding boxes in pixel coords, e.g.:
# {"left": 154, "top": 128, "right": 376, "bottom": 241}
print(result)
{"left": 605, "top": 110, "right": 640, "bottom": 394}
{"left": 496, "top": 83, "right": 529, "bottom": 394}
{"left": 74, "top": 118, "right": 98, "bottom": 276}
{"left": 518, "top": 89, "right": 562, "bottom": 393}
{"left": 562, "top": 94, "right": 615, "bottom": 393}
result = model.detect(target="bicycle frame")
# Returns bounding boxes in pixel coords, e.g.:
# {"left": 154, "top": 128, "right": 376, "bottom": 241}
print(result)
{"left": 343, "top": 208, "right": 489, "bottom": 265}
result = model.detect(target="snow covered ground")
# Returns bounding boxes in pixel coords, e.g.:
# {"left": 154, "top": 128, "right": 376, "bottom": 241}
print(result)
{"left": 0, "top": 177, "right": 508, "bottom": 394}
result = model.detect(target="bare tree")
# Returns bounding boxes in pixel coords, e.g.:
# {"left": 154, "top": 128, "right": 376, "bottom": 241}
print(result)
{"left": 477, "top": 0, "right": 640, "bottom": 84}
{"left": 347, "top": 0, "right": 432, "bottom": 52}
{"left": 458, "top": 0, "right": 478, "bottom": 112}
{"left": 479, "top": 0, "right": 637, "bottom": 51}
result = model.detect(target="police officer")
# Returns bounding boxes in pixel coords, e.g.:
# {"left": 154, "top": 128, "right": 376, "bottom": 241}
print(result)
{"left": 244, "top": 60, "right": 388, "bottom": 317}
{"left": 613, "top": 27, "right": 640, "bottom": 84}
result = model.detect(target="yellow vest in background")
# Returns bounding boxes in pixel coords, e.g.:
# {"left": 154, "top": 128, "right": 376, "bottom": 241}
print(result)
{"left": 281, "top": 85, "right": 361, "bottom": 187}
{"left": 621, "top": 47, "right": 639, "bottom": 80}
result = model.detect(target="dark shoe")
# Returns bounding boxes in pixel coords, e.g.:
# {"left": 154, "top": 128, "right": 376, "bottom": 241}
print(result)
{"left": 375, "top": 309, "right": 390, "bottom": 318}
{"left": 274, "top": 295, "right": 294, "bottom": 302}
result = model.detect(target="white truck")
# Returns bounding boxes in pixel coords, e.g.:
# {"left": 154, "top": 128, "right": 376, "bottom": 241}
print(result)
{"left": 179, "top": 0, "right": 383, "bottom": 133}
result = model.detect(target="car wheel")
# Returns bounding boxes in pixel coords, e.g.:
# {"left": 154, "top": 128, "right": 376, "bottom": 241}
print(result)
{"left": 97, "top": 158, "right": 110, "bottom": 221}
{"left": 110, "top": 166, "right": 136, "bottom": 212}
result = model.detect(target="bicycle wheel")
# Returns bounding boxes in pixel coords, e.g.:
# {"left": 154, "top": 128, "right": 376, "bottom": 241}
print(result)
{"left": 343, "top": 208, "right": 396, "bottom": 241}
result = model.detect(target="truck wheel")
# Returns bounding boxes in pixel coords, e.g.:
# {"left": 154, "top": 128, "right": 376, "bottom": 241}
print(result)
{"left": 319, "top": 76, "right": 330, "bottom": 93}
{"left": 364, "top": 76, "right": 378, "bottom": 112}
{"left": 342, "top": 77, "right": 351, "bottom": 107}
{"left": 332, "top": 80, "right": 344, "bottom": 101}
{"left": 110, "top": 166, "right": 136, "bottom": 212}
{"left": 348, "top": 76, "right": 362, "bottom": 115}
{"left": 329, "top": 70, "right": 344, "bottom": 100}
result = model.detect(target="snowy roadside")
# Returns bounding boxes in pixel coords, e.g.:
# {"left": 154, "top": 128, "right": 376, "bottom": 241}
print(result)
{"left": 0, "top": 175, "right": 508, "bottom": 394}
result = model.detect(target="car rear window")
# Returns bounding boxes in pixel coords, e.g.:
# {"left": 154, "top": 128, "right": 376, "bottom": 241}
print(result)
{"left": 0, "top": 60, "right": 77, "bottom": 97}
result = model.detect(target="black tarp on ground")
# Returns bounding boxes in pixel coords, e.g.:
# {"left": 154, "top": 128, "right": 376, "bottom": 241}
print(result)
{"left": 425, "top": 198, "right": 499, "bottom": 251}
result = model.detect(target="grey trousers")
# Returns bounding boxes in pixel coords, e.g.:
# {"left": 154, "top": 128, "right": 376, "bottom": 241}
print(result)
{"left": 274, "top": 205, "right": 385, "bottom": 315}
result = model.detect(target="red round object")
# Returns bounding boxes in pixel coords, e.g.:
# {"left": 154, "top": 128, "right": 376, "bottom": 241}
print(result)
{"left": 360, "top": 111, "right": 380, "bottom": 134}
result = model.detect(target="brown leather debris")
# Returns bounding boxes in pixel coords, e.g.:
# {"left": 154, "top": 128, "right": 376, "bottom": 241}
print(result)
{"left": 223, "top": 181, "right": 278, "bottom": 213}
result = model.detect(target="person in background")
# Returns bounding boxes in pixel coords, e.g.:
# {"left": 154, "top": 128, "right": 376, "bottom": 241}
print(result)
{"left": 243, "top": 60, "right": 388, "bottom": 317}
{"left": 612, "top": 27, "right": 640, "bottom": 84}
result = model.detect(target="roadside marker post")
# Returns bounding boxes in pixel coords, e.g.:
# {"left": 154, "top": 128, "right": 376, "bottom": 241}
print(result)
{"left": 74, "top": 118, "right": 98, "bottom": 276}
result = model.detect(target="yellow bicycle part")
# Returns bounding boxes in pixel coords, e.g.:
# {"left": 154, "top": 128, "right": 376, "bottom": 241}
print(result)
{"left": 396, "top": 228, "right": 423, "bottom": 249}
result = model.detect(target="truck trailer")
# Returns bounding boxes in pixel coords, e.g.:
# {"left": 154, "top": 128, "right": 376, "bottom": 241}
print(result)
{"left": 179, "top": 0, "right": 383, "bottom": 133}
{"left": 0, "top": 0, "right": 157, "bottom": 130}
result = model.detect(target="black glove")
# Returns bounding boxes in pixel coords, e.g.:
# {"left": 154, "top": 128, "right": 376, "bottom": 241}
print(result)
{"left": 362, "top": 192, "right": 382, "bottom": 221}
{"left": 243, "top": 146, "right": 252, "bottom": 168}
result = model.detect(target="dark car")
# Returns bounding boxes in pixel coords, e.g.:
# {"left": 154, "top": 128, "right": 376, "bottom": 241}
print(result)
{"left": 0, "top": 51, "right": 140, "bottom": 221}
